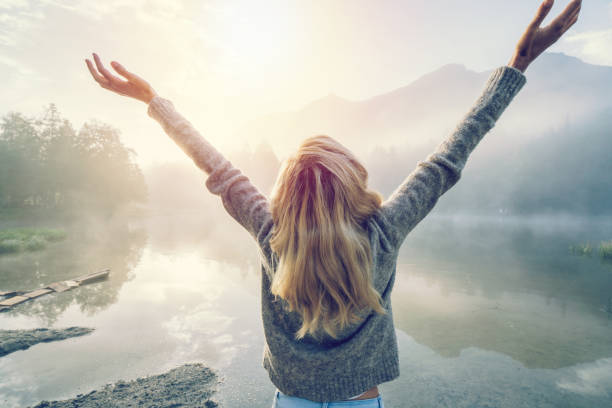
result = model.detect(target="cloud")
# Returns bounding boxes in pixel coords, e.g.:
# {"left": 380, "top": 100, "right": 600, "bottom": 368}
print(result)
{"left": 0, "top": 55, "right": 35, "bottom": 75}
{"left": 0, "top": 5, "right": 44, "bottom": 47}
{"left": 562, "top": 28, "right": 612, "bottom": 66}
{"left": 35, "top": 0, "right": 201, "bottom": 24}
{"left": 0, "top": 0, "right": 29, "bottom": 9}
{"left": 557, "top": 358, "right": 612, "bottom": 397}
{"left": 37, "top": 0, "right": 141, "bottom": 20}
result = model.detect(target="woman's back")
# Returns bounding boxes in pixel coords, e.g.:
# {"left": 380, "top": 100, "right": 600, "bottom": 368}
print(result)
{"left": 258, "top": 207, "right": 401, "bottom": 402}
{"left": 146, "top": 64, "right": 527, "bottom": 402}
{"left": 86, "top": 1, "right": 581, "bottom": 405}
{"left": 258, "top": 64, "right": 525, "bottom": 401}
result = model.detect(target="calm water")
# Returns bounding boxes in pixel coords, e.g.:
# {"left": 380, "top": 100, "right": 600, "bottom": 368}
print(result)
{"left": 0, "top": 213, "right": 611, "bottom": 407}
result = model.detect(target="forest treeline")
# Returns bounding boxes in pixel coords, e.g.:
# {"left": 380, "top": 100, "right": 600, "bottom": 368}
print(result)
{"left": 145, "top": 109, "right": 612, "bottom": 220}
{"left": 435, "top": 109, "right": 612, "bottom": 216}
{"left": 0, "top": 103, "right": 147, "bottom": 214}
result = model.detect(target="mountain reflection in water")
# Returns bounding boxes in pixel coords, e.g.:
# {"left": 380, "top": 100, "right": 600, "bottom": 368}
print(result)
{"left": 0, "top": 213, "right": 610, "bottom": 407}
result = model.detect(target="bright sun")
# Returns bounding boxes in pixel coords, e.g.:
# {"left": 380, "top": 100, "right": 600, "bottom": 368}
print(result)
{"left": 213, "top": 1, "right": 298, "bottom": 71}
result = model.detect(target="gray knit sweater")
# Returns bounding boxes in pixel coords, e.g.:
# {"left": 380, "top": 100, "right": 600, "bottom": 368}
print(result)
{"left": 147, "top": 65, "right": 527, "bottom": 402}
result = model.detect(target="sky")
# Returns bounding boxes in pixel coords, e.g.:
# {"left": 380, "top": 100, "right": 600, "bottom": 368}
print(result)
{"left": 1, "top": 0, "right": 611, "bottom": 168}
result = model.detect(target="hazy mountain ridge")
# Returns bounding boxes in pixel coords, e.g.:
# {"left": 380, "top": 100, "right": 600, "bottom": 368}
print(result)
{"left": 433, "top": 108, "right": 612, "bottom": 215}
{"left": 147, "top": 53, "right": 612, "bottom": 217}
{"left": 234, "top": 53, "right": 612, "bottom": 159}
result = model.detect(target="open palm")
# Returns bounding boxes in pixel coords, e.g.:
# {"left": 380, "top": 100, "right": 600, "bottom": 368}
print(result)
{"left": 85, "top": 53, "right": 157, "bottom": 104}
{"left": 510, "top": 0, "right": 582, "bottom": 72}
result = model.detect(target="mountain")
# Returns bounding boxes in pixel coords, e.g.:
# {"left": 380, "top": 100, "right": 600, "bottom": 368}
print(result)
{"left": 233, "top": 53, "right": 612, "bottom": 162}
{"left": 148, "top": 53, "right": 612, "bottom": 216}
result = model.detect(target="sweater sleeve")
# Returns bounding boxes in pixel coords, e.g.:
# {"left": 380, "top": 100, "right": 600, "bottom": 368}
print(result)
{"left": 379, "top": 66, "right": 527, "bottom": 250}
{"left": 147, "top": 96, "right": 273, "bottom": 245}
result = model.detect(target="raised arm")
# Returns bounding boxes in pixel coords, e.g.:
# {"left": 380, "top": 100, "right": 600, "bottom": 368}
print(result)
{"left": 146, "top": 96, "right": 273, "bottom": 244}
{"left": 378, "top": 0, "right": 581, "bottom": 250}
{"left": 84, "top": 53, "right": 273, "bottom": 245}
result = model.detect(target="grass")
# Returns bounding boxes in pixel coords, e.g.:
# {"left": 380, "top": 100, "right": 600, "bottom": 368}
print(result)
{"left": 0, "top": 228, "right": 67, "bottom": 255}
{"left": 570, "top": 240, "right": 612, "bottom": 262}
{"left": 569, "top": 242, "right": 594, "bottom": 257}
{"left": 600, "top": 241, "right": 612, "bottom": 260}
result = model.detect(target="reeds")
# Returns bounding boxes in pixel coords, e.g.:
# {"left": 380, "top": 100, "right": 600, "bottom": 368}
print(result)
{"left": 569, "top": 242, "right": 594, "bottom": 257}
{"left": 599, "top": 241, "right": 612, "bottom": 260}
{"left": 0, "top": 228, "right": 66, "bottom": 254}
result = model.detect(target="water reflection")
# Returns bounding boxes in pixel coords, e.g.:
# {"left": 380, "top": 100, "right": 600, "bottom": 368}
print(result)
{"left": 0, "top": 218, "right": 146, "bottom": 324}
{"left": 393, "top": 215, "right": 612, "bottom": 369}
{"left": 380, "top": 331, "right": 612, "bottom": 408}
{"left": 139, "top": 211, "right": 260, "bottom": 272}
{"left": 0, "top": 213, "right": 610, "bottom": 407}
{"left": 0, "top": 247, "right": 262, "bottom": 407}
{"left": 392, "top": 274, "right": 612, "bottom": 369}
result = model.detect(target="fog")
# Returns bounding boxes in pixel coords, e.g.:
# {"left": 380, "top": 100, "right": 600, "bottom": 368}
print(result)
{"left": 144, "top": 53, "right": 612, "bottom": 222}
{"left": 2, "top": 52, "right": 611, "bottom": 407}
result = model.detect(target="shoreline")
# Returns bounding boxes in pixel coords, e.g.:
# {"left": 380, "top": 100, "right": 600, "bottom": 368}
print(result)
{"left": 31, "top": 363, "right": 219, "bottom": 408}
{"left": 0, "top": 327, "right": 94, "bottom": 358}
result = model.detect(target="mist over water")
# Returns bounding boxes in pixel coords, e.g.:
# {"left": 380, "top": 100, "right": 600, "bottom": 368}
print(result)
{"left": 1, "top": 210, "right": 611, "bottom": 407}
{"left": 1, "top": 53, "right": 612, "bottom": 407}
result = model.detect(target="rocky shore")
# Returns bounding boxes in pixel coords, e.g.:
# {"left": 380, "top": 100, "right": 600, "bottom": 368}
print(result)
{"left": 31, "top": 363, "right": 219, "bottom": 408}
{"left": 0, "top": 327, "right": 94, "bottom": 357}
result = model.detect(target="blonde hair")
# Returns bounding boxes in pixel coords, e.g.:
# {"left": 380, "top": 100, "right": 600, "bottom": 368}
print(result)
{"left": 268, "top": 134, "right": 386, "bottom": 340}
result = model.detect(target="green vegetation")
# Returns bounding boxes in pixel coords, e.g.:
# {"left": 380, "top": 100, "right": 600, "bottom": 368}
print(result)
{"left": 0, "top": 228, "right": 67, "bottom": 254}
{"left": 569, "top": 242, "right": 594, "bottom": 257}
{"left": 600, "top": 241, "right": 612, "bottom": 260}
{"left": 570, "top": 240, "right": 612, "bottom": 262}
{"left": 0, "top": 103, "right": 147, "bottom": 214}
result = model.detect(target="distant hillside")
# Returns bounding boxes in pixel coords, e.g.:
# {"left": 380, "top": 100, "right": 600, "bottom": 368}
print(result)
{"left": 147, "top": 53, "right": 612, "bottom": 217}
{"left": 233, "top": 53, "right": 612, "bottom": 160}
{"left": 432, "top": 109, "right": 612, "bottom": 216}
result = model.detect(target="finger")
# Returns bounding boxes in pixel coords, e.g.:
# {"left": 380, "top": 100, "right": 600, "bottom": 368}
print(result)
{"left": 549, "top": 0, "right": 581, "bottom": 31}
{"left": 529, "top": 0, "right": 555, "bottom": 30}
{"left": 561, "top": 12, "right": 579, "bottom": 33}
{"left": 93, "top": 53, "right": 124, "bottom": 85}
{"left": 111, "top": 61, "right": 135, "bottom": 81}
{"left": 85, "top": 59, "right": 110, "bottom": 86}
{"left": 563, "top": 2, "right": 582, "bottom": 29}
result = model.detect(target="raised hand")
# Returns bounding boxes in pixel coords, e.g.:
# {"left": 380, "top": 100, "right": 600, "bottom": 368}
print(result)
{"left": 85, "top": 52, "right": 158, "bottom": 104}
{"left": 509, "top": 0, "right": 582, "bottom": 72}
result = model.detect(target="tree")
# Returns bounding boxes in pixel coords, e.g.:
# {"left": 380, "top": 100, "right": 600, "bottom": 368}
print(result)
{"left": 0, "top": 103, "right": 147, "bottom": 214}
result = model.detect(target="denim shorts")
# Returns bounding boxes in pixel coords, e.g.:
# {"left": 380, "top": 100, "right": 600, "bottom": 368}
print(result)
{"left": 272, "top": 389, "right": 385, "bottom": 408}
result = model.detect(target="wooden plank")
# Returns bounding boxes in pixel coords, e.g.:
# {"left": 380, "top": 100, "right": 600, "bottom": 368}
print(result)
{"left": 0, "top": 269, "right": 111, "bottom": 307}
{"left": 0, "top": 296, "right": 29, "bottom": 307}
{"left": 47, "top": 282, "right": 71, "bottom": 293}
{"left": 23, "top": 288, "right": 53, "bottom": 299}
{"left": 74, "top": 269, "right": 110, "bottom": 284}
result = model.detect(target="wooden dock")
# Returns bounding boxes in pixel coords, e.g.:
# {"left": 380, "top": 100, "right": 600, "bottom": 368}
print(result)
{"left": 0, "top": 268, "right": 110, "bottom": 312}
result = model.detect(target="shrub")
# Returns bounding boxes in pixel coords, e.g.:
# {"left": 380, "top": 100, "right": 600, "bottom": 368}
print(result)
{"left": 25, "top": 235, "right": 47, "bottom": 251}
{"left": 40, "top": 229, "right": 67, "bottom": 242}
{"left": 0, "top": 239, "right": 22, "bottom": 254}
{"left": 569, "top": 242, "right": 593, "bottom": 257}
{"left": 0, "top": 228, "right": 66, "bottom": 255}
{"left": 600, "top": 241, "right": 612, "bottom": 260}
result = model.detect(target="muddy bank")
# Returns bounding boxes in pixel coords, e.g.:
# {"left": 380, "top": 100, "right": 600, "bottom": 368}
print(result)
{"left": 0, "top": 327, "right": 94, "bottom": 357}
{"left": 32, "top": 363, "right": 219, "bottom": 408}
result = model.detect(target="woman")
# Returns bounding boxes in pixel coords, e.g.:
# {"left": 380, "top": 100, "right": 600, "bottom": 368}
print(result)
{"left": 85, "top": 1, "right": 581, "bottom": 406}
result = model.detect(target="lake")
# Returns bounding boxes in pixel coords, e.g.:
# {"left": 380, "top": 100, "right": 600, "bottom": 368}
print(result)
{"left": 1, "top": 212, "right": 611, "bottom": 407}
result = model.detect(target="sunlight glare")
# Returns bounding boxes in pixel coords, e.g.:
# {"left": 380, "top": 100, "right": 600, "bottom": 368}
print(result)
{"left": 213, "top": 1, "right": 298, "bottom": 74}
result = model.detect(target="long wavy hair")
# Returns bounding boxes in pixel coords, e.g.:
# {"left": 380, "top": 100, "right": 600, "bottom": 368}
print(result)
{"left": 268, "top": 134, "right": 386, "bottom": 340}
